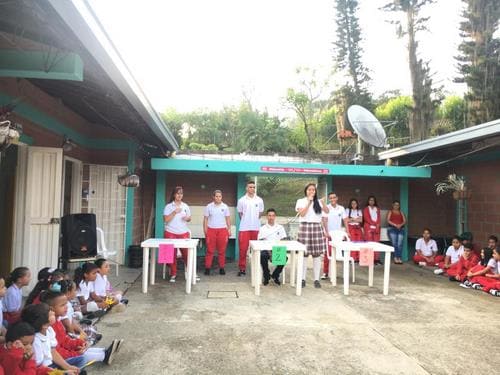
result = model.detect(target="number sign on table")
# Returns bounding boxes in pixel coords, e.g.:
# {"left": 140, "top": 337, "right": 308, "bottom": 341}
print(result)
{"left": 271, "top": 246, "right": 287, "bottom": 265}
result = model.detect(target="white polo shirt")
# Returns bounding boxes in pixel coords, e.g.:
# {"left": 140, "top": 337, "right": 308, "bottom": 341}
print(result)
{"left": 295, "top": 198, "right": 323, "bottom": 223}
{"left": 415, "top": 238, "right": 438, "bottom": 256}
{"left": 237, "top": 195, "right": 264, "bottom": 231}
{"left": 77, "top": 280, "right": 94, "bottom": 300}
{"left": 163, "top": 202, "right": 191, "bottom": 234}
{"left": 343, "top": 208, "right": 362, "bottom": 226}
{"left": 486, "top": 258, "right": 500, "bottom": 274}
{"left": 94, "top": 273, "right": 110, "bottom": 297}
{"left": 204, "top": 202, "right": 230, "bottom": 229}
{"left": 445, "top": 245, "right": 464, "bottom": 264}
{"left": 322, "top": 204, "right": 344, "bottom": 232}
{"left": 258, "top": 223, "right": 287, "bottom": 241}
{"left": 33, "top": 327, "right": 57, "bottom": 367}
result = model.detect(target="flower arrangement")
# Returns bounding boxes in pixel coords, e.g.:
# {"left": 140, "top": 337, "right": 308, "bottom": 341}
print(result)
{"left": 435, "top": 174, "right": 470, "bottom": 199}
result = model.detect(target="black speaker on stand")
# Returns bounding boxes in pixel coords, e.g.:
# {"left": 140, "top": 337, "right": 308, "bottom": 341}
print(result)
{"left": 60, "top": 213, "right": 97, "bottom": 269}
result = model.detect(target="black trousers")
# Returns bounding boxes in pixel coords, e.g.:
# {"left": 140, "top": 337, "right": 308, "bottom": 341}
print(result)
{"left": 260, "top": 250, "right": 287, "bottom": 279}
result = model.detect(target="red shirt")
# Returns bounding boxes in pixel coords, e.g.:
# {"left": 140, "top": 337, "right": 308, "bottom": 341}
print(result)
{"left": 51, "top": 320, "right": 86, "bottom": 359}
{"left": 0, "top": 346, "right": 50, "bottom": 375}
{"left": 389, "top": 210, "right": 404, "bottom": 225}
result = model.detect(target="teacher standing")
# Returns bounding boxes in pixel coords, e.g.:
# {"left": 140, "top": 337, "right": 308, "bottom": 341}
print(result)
{"left": 295, "top": 183, "right": 329, "bottom": 288}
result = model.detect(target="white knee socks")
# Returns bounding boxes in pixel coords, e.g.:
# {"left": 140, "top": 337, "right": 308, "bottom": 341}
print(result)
{"left": 303, "top": 256, "right": 322, "bottom": 281}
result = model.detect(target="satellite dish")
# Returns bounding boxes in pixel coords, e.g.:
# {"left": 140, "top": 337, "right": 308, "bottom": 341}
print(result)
{"left": 347, "top": 105, "right": 387, "bottom": 148}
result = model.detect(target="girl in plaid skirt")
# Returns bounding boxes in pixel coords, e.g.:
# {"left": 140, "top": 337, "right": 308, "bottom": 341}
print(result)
{"left": 295, "top": 184, "right": 329, "bottom": 288}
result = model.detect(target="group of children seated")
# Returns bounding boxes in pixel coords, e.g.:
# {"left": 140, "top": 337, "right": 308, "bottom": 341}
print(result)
{"left": 0, "top": 259, "right": 128, "bottom": 374}
{"left": 413, "top": 229, "right": 500, "bottom": 297}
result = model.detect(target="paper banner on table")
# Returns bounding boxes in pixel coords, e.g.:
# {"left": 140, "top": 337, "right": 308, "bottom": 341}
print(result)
{"left": 271, "top": 246, "right": 287, "bottom": 266}
{"left": 158, "top": 244, "right": 175, "bottom": 264}
{"left": 359, "top": 247, "right": 374, "bottom": 266}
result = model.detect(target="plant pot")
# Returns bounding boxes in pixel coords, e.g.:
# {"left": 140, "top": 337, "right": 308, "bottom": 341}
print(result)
{"left": 452, "top": 190, "right": 471, "bottom": 200}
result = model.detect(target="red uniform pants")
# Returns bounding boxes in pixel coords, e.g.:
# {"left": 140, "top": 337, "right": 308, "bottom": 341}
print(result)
{"left": 164, "top": 230, "right": 189, "bottom": 277}
{"left": 362, "top": 226, "right": 380, "bottom": 262}
{"left": 413, "top": 254, "right": 444, "bottom": 266}
{"left": 470, "top": 275, "right": 500, "bottom": 292}
{"left": 205, "top": 227, "right": 229, "bottom": 269}
{"left": 347, "top": 225, "right": 363, "bottom": 261}
{"left": 238, "top": 230, "right": 259, "bottom": 271}
{"left": 323, "top": 243, "right": 332, "bottom": 275}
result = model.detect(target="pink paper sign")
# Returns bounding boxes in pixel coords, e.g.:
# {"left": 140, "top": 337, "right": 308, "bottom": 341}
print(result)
{"left": 359, "top": 247, "right": 374, "bottom": 266}
{"left": 158, "top": 244, "right": 175, "bottom": 264}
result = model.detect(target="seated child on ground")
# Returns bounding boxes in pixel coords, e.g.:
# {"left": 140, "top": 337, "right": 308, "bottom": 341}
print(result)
{"left": 434, "top": 236, "right": 463, "bottom": 275}
{"left": 3, "top": 267, "right": 31, "bottom": 325}
{"left": 21, "top": 303, "right": 82, "bottom": 373}
{"left": 26, "top": 268, "right": 65, "bottom": 306}
{"left": 0, "top": 321, "right": 45, "bottom": 374}
{"left": 0, "top": 277, "right": 6, "bottom": 344}
{"left": 94, "top": 259, "right": 127, "bottom": 312}
{"left": 74, "top": 264, "right": 107, "bottom": 316}
{"left": 446, "top": 243, "right": 479, "bottom": 282}
{"left": 413, "top": 228, "right": 444, "bottom": 266}
{"left": 467, "top": 247, "right": 500, "bottom": 296}
{"left": 41, "top": 291, "right": 121, "bottom": 365}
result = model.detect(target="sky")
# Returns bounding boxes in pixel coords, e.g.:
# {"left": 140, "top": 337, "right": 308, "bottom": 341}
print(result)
{"left": 88, "top": 0, "right": 465, "bottom": 114}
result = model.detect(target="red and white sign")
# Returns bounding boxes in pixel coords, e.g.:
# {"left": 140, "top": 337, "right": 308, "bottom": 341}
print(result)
{"left": 260, "top": 166, "right": 329, "bottom": 174}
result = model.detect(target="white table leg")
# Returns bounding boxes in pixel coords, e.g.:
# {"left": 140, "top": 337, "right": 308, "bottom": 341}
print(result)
{"left": 296, "top": 251, "right": 304, "bottom": 296}
{"left": 343, "top": 249, "right": 350, "bottom": 295}
{"left": 192, "top": 247, "right": 197, "bottom": 285}
{"left": 186, "top": 247, "right": 193, "bottom": 294}
{"left": 142, "top": 247, "right": 149, "bottom": 294}
{"left": 368, "top": 251, "right": 374, "bottom": 287}
{"left": 255, "top": 250, "right": 261, "bottom": 296}
{"left": 330, "top": 245, "right": 337, "bottom": 286}
{"left": 290, "top": 251, "right": 296, "bottom": 287}
{"left": 383, "top": 250, "right": 391, "bottom": 295}
{"left": 150, "top": 247, "right": 156, "bottom": 286}
{"left": 250, "top": 247, "right": 255, "bottom": 287}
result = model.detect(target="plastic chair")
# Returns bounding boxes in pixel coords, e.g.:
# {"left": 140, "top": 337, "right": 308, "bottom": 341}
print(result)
{"left": 328, "top": 229, "right": 355, "bottom": 283}
{"left": 96, "top": 227, "right": 120, "bottom": 276}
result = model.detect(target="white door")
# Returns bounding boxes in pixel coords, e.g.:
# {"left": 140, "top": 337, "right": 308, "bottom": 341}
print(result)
{"left": 20, "top": 147, "right": 63, "bottom": 289}
{"left": 87, "top": 165, "right": 127, "bottom": 263}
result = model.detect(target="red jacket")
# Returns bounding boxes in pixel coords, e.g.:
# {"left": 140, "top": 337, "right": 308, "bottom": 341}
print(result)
{"left": 456, "top": 254, "right": 480, "bottom": 281}
{"left": 0, "top": 346, "right": 50, "bottom": 375}
{"left": 362, "top": 206, "right": 381, "bottom": 234}
{"left": 51, "top": 320, "right": 86, "bottom": 359}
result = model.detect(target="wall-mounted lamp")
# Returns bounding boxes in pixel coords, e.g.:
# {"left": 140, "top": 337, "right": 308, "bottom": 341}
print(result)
{"left": 62, "top": 136, "right": 76, "bottom": 152}
{"left": 0, "top": 120, "right": 21, "bottom": 152}
{"left": 118, "top": 172, "right": 140, "bottom": 188}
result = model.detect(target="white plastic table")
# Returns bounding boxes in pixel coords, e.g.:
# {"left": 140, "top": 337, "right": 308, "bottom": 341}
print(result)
{"left": 140, "top": 238, "right": 199, "bottom": 294}
{"left": 249, "top": 240, "right": 307, "bottom": 296}
{"left": 329, "top": 241, "right": 394, "bottom": 295}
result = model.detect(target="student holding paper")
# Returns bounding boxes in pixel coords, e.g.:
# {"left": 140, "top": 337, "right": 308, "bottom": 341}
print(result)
{"left": 258, "top": 209, "right": 287, "bottom": 285}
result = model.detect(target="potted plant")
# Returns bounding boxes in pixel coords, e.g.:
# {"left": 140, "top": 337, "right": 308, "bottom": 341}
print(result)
{"left": 435, "top": 174, "right": 471, "bottom": 200}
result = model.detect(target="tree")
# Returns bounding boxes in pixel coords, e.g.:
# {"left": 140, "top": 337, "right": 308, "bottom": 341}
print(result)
{"left": 382, "top": 0, "right": 440, "bottom": 142}
{"left": 456, "top": 0, "right": 500, "bottom": 126}
{"left": 436, "top": 96, "right": 466, "bottom": 131}
{"left": 375, "top": 95, "right": 413, "bottom": 144}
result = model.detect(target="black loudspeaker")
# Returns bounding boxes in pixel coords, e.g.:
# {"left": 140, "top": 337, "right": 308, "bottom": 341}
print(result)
{"left": 61, "top": 213, "right": 97, "bottom": 259}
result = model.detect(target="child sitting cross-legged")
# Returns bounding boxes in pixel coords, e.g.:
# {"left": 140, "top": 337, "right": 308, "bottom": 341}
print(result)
{"left": 413, "top": 228, "right": 444, "bottom": 266}
{"left": 25, "top": 268, "right": 65, "bottom": 306}
{"left": 0, "top": 321, "right": 49, "bottom": 375}
{"left": 466, "top": 247, "right": 500, "bottom": 296}
{"left": 4, "top": 267, "right": 31, "bottom": 325}
{"left": 40, "top": 291, "right": 122, "bottom": 366}
{"left": 446, "top": 243, "right": 479, "bottom": 282}
{"left": 434, "top": 236, "right": 463, "bottom": 275}
{"left": 74, "top": 264, "right": 108, "bottom": 317}
{"left": 94, "top": 259, "right": 127, "bottom": 313}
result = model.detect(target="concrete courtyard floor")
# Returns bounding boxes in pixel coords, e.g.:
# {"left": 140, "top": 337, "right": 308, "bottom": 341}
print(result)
{"left": 91, "top": 261, "right": 498, "bottom": 375}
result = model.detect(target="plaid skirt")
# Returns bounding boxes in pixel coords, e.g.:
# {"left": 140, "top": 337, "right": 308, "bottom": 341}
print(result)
{"left": 298, "top": 222, "right": 327, "bottom": 257}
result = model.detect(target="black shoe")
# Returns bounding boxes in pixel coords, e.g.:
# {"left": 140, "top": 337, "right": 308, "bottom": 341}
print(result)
{"left": 104, "top": 339, "right": 119, "bottom": 365}
{"left": 204, "top": 268, "right": 210, "bottom": 276}
{"left": 80, "top": 319, "right": 93, "bottom": 326}
{"left": 219, "top": 268, "right": 225, "bottom": 275}
{"left": 273, "top": 277, "right": 281, "bottom": 286}
{"left": 301, "top": 280, "right": 306, "bottom": 288}
{"left": 121, "top": 298, "right": 129, "bottom": 305}
{"left": 93, "top": 333, "right": 103, "bottom": 345}
{"left": 449, "top": 276, "right": 456, "bottom": 282}
{"left": 314, "top": 280, "right": 321, "bottom": 288}
{"left": 238, "top": 270, "right": 246, "bottom": 276}
{"left": 263, "top": 277, "right": 269, "bottom": 286}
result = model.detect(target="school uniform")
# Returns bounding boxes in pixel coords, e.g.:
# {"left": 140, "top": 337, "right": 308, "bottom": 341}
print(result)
{"left": 446, "top": 254, "right": 479, "bottom": 281}
{"left": 437, "top": 245, "right": 464, "bottom": 273}
{"left": 362, "top": 206, "right": 381, "bottom": 262}
{"left": 237, "top": 194, "right": 264, "bottom": 272}
{"left": 33, "top": 328, "right": 57, "bottom": 368}
{"left": 3, "top": 284, "right": 22, "bottom": 325}
{"left": 258, "top": 222, "right": 287, "bottom": 281}
{"left": 163, "top": 202, "right": 191, "bottom": 277}
{"left": 343, "top": 208, "right": 363, "bottom": 261}
{"left": 322, "top": 204, "right": 344, "bottom": 275}
{"left": 0, "top": 345, "right": 49, "bottom": 375}
{"left": 204, "top": 202, "right": 231, "bottom": 269}
{"left": 470, "top": 258, "right": 500, "bottom": 292}
{"left": 413, "top": 238, "right": 444, "bottom": 265}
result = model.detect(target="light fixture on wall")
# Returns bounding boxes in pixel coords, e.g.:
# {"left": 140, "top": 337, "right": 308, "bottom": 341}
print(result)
{"left": 117, "top": 172, "right": 140, "bottom": 188}
{"left": 0, "top": 120, "right": 21, "bottom": 152}
{"left": 62, "top": 136, "right": 76, "bottom": 152}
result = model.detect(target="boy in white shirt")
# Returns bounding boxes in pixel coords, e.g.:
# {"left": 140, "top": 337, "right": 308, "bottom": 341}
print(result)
{"left": 237, "top": 181, "right": 264, "bottom": 276}
{"left": 321, "top": 192, "right": 344, "bottom": 279}
{"left": 413, "top": 228, "right": 444, "bottom": 266}
{"left": 258, "top": 209, "right": 287, "bottom": 285}
{"left": 434, "top": 236, "right": 464, "bottom": 275}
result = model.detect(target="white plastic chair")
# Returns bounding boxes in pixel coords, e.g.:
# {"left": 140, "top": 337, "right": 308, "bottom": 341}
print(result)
{"left": 328, "top": 229, "right": 355, "bottom": 283}
{"left": 96, "top": 227, "right": 119, "bottom": 276}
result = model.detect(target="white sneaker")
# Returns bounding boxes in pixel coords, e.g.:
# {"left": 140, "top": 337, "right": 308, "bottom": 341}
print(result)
{"left": 418, "top": 262, "right": 426, "bottom": 267}
{"left": 321, "top": 273, "right": 329, "bottom": 280}
{"left": 489, "top": 289, "right": 500, "bottom": 297}
{"left": 459, "top": 282, "right": 471, "bottom": 289}
{"left": 434, "top": 269, "right": 444, "bottom": 275}
{"left": 169, "top": 276, "right": 176, "bottom": 283}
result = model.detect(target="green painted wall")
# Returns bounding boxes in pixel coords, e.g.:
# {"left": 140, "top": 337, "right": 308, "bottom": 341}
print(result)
{"left": 400, "top": 178, "right": 409, "bottom": 261}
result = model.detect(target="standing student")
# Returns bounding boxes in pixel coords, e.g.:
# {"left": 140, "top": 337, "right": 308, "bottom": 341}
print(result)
{"left": 434, "top": 236, "right": 464, "bottom": 275}
{"left": 258, "top": 208, "right": 288, "bottom": 285}
{"left": 237, "top": 181, "right": 264, "bottom": 276}
{"left": 4, "top": 267, "right": 31, "bottom": 325}
{"left": 362, "top": 195, "right": 381, "bottom": 264}
{"left": 296, "top": 183, "right": 329, "bottom": 288}
{"left": 413, "top": 228, "right": 444, "bottom": 266}
{"left": 321, "top": 192, "right": 344, "bottom": 279}
{"left": 343, "top": 198, "right": 363, "bottom": 262}
{"left": 163, "top": 186, "right": 192, "bottom": 283}
{"left": 387, "top": 200, "right": 407, "bottom": 264}
{"left": 203, "top": 190, "right": 231, "bottom": 276}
